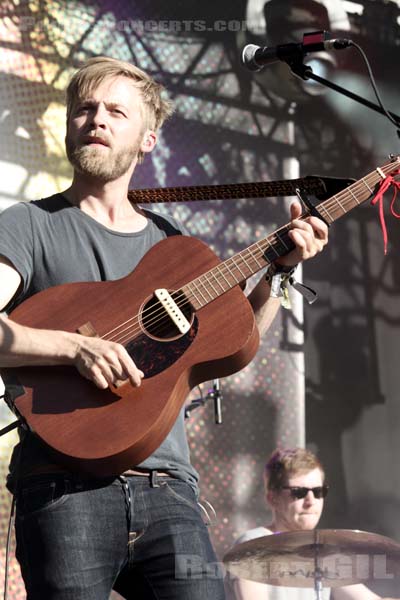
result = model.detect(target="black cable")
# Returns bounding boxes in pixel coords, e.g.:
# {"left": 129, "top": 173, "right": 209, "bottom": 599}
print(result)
{"left": 349, "top": 41, "right": 400, "bottom": 136}
{"left": 3, "top": 496, "right": 15, "bottom": 600}
{"left": 1, "top": 417, "right": 23, "bottom": 600}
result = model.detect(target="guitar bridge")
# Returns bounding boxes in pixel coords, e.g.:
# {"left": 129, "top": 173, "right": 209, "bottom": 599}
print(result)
{"left": 76, "top": 321, "right": 98, "bottom": 337}
{"left": 154, "top": 289, "right": 191, "bottom": 334}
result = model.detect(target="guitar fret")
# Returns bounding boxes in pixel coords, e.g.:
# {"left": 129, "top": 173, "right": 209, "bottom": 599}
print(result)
{"left": 191, "top": 279, "right": 209, "bottom": 305}
{"left": 203, "top": 271, "right": 219, "bottom": 297}
{"left": 197, "top": 275, "right": 215, "bottom": 301}
{"left": 275, "top": 230, "right": 294, "bottom": 258}
{"left": 185, "top": 282, "right": 200, "bottom": 305}
{"left": 316, "top": 204, "right": 333, "bottom": 224}
{"left": 334, "top": 196, "right": 346, "bottom": 214}
{"left": 267, "top": 240, "right": 279, "bottom": 258}
{"left": 321, "top": 202, "right": 336, "bottom": 221}
{"left": 216, "top": 264, "right": 231, "bottom": 288}
{"left": 275, "top": 231, "right": 290, "bottom": 252}
{"left": 230, "top": 259, "right": 247, "bottom": 279}
{"left": 212, "top": 271, "right": 228, "bottom": 293}
{"left": 241, "top": 248, "right": 253, "bottom": 273}
{"left": 237, "top": 251, "right": 253, "bottom": 273}
{"left": 224, "top": 260, "right": 240, "bottom": 284}
{"left": 247, "top": 245, "right": 263, "bottom": 268}
{"left": 263, "top": 242, "right": 280, "bottom": 263}
{"left": 255, "top": 241, "right": 267, "bottom": 262}
{"left": 361, "top": 177, "right": 373, "bottom": 193}
{"left": 348, "top": 187, "right": 360, "bottom": 205}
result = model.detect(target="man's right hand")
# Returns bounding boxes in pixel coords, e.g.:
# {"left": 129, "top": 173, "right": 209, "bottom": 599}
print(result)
{"left": 72, "top": 335, "right": 144, "bottom": 389}
{"left": 0, "top": 257, "right": 143, "bottom": 390}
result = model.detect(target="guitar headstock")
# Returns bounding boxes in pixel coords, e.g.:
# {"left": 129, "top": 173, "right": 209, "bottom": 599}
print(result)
{"left": 380, "top": 155, "right": 400, "bottom": 178}
{"left": 388, "top": 154, "right": 400, "bottom": 167}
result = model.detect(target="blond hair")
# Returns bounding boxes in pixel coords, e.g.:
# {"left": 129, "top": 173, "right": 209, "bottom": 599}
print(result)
{"left": 264, "top": 447, "right": 324, "bottom": 491}
{"left": 66, "top": 56, "right": 174, "bottom": 162}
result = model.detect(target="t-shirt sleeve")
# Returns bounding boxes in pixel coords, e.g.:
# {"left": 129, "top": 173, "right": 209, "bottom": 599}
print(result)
{"left": 0, "top": 202, "right": 34, "bottom": 300}
{"left": 234, "top": 527, "right": 271, "bottom": 545}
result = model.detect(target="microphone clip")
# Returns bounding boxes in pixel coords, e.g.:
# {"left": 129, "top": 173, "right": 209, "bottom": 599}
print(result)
{"left": 184, "top": 379, "right": 223, "bottom": 424}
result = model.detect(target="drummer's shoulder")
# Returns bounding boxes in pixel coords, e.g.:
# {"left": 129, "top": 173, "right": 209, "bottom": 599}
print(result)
{"left": 234, "top": 526, "right": 273, "bottom": 546}
{"left": 332, "top": 583, "right": 388, "bottom": 600}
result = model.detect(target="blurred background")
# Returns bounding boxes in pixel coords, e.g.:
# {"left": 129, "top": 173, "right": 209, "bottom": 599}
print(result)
{"left": 0, "top": 0, "right": 400, "bottom": 596}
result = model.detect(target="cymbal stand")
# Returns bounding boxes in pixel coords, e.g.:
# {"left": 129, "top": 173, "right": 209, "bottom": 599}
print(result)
{"left": 313, "top": 530, "right": 324, "bottom": 600}
{"left": 0, "top": 390, "right": 21, "bottom": 437}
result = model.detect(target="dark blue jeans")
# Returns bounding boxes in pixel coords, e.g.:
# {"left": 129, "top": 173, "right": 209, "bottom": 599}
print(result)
{"left": 14, "top": 473, "right": 226, "bottom": 599}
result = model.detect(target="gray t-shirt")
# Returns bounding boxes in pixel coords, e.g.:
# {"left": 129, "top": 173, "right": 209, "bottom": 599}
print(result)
{"left": 0, "top": 194, "right": 199, "bottom": 492}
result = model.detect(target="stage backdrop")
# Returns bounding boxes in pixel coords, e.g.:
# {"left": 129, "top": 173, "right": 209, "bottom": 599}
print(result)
{"left": 0, "top": 1, "right": 400, "bottom": 598}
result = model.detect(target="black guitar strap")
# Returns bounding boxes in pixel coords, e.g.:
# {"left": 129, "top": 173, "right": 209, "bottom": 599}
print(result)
{"left": 143, "top": 209, "right": 184, "bottom": 237}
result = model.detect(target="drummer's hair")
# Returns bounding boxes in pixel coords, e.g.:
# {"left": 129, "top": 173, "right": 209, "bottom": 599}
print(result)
{"left": 264, "top": 447, "right": 325, "bottom": 491}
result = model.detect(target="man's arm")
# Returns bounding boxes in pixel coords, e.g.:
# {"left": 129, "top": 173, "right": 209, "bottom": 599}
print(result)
{"left": 0, "top": 257, "right": 143, "bottom": 389}
{"left": 247, "top": 201, "right": 328, "bottom": 336}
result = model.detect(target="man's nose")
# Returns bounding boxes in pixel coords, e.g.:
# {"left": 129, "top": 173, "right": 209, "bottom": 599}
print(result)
{"left": 304, "top": 490, "right": 316, "bottom": 504}
{"left": 89, "top": 104, "right": 107, "bottom": 128}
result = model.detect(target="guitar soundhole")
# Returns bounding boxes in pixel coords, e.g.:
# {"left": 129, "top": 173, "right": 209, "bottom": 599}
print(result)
{"left": 140, "top": 291, "right": 194, "bottom": 341}
{"left": 126, "top": 301, "right": 198, "bottom": 379}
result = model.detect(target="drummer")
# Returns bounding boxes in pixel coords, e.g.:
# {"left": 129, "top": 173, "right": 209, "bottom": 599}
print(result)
{"left": 225, "top": 447, "right": 398, "bottom": 600}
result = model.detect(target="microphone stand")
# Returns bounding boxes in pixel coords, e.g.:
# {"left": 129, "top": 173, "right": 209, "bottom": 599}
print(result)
{"left": 0, "top": 419, "right": 20, "bottom": 437}
{"left": 287, "top": 60, "right": 400, "bottom": 128}
{"left": 185, "top": 379, "right": 223, "bottom": 424}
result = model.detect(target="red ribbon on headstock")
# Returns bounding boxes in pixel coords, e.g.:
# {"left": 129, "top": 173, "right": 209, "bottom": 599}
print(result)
{"left": 371, "top": 169, "right": 400, "bottom": 254}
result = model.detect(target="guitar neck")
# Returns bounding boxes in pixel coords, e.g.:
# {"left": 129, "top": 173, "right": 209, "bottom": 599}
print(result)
{"left": 183, "top": 158, "right": 400, "bottom": 310}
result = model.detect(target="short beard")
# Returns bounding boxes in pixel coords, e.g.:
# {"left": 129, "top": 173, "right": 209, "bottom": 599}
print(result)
{"left": 66, "top": 138, "right": 140, "bottom": 182}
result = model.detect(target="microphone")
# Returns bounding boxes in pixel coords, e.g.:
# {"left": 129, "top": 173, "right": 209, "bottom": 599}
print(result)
{"left": 209, "top": 379, "right": 222, "bottom": 425}
{"left": 242, "top": 33, "right": 352, "bottom": 72}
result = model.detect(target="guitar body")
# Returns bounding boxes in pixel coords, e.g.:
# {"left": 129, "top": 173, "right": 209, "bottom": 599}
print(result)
{"left": 2, "top": 235, "right": 259, "bottom": 475}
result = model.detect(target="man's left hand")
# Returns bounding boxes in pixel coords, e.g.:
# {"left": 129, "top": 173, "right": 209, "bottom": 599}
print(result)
{"left": 276, "top": 200, "right": 329, "bottom": 268}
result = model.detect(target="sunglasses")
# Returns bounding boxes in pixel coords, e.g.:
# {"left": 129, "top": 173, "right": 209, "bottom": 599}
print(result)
{"left": 281, "top": 485, "right": 329, "bottom": 500}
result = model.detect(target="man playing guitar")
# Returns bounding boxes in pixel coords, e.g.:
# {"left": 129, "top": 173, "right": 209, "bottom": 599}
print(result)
{"left": 0, "top": 56, "right": 328, "bottom": 599}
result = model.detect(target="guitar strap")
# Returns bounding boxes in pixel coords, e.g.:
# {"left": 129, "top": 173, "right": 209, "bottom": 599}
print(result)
{"left": 143, "top": 209, "right": 185, "bottom": 237}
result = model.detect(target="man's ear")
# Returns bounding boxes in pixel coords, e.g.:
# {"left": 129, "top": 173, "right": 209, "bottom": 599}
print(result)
{"left": 140, "top": 130, "right": 157, "bottom": 154}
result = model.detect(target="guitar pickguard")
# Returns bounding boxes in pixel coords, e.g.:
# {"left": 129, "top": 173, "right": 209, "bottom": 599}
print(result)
{"left": 125, "top": 317, "right": 199, "bottom": 379}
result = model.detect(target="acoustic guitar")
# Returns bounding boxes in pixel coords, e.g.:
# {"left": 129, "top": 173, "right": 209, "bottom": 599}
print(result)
{"left": 2, "top": 157, "right": 399, "bottom": 475}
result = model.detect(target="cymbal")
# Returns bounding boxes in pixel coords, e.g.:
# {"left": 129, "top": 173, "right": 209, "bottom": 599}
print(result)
{"left": 223, "top": 529, "right": 400, "bottom": 588}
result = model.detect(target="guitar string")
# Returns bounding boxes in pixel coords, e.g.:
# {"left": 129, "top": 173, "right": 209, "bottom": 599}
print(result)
{"left": 102, "top": 162, "right": 397, "bottom": 344}
{"left": 103, "top": 220, "right": 300, "bottom": 343}
{"left": 100, "top": 162, "right": 398, "bottom": 345}
{"left": 101, "top": 222, "right": 292, "bottom": 342}
{"left": 103, "top": 163, "right": 397, "bottom": 344}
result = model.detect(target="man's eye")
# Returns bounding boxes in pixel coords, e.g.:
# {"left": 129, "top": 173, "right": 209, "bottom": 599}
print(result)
{"left": 76, "top": 105, "right": 90, "bottom": 114}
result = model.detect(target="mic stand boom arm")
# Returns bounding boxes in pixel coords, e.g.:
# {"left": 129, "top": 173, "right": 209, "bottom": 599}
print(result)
{"left": 289, "top": 62, "right": 400, "bottom": 128}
